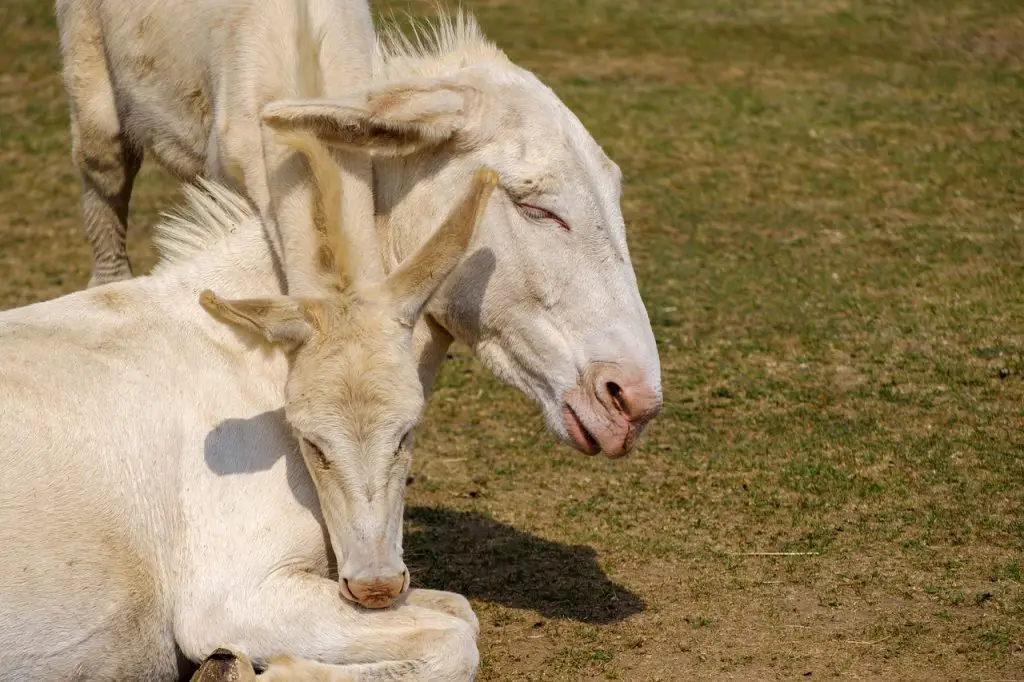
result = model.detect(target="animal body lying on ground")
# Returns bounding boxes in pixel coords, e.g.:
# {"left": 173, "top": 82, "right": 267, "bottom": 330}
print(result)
{"left": 0, "top": 126, "right": 497, "bottom": 677}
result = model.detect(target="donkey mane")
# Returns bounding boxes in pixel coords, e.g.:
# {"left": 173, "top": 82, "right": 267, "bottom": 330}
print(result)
{"left": 374, "top": 10, "right": 508, "bottom": 80}
{"left": 152, "top": 179, "right": 256, "bottom": 268}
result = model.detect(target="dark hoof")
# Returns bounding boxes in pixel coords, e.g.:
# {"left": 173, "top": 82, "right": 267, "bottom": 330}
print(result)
{"left": 190, "top": 648, "right": 255, "bottom": 682}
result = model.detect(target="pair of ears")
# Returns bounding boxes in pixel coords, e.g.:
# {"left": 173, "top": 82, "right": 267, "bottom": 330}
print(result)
{"left": 262, "top": 79, "right": 481, "bottom": 158}
{"left": 201, "top": 168, "right": 499, "bottom": 348}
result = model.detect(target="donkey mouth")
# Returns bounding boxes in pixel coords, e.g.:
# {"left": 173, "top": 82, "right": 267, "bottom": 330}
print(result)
{"left": 563, "top": 404, "right": 601, "bottom": 455}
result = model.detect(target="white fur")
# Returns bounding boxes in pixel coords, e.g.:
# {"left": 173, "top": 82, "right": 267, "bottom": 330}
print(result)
{"left": 367, "top": 14, "right": 665, "bottom": 454}
{"left": 57, "top": 0, "right": 380, "bottom": 292}
{"left": 153, "top": 179, "right": 251, "bottom": 265}
{"left": 0, "top": 180, "right": 483, "bottom": 681}
{"left": 58, "top": 1, "right": 661, "bottom": 452}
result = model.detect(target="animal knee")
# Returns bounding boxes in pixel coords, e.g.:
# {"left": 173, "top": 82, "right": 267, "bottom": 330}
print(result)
{"left": 72, "top": 126, "right": 138, "bottom": 198}
{"left": 423, "top": 619, "right": 479, "bottom": 681}
{"left": 402, "top": 589, "right": 479, "bottom": 634}
{"left": 439, "top": 593, "right": 478, "bottom": 635}
{"left": 65, "top": 68, "right": 131, "bottom": 181}
{"left": 174, "top": 600, "right": 247, "bottom": 667}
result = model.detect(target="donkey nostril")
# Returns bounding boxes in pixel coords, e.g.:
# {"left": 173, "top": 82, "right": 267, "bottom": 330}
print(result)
{"left": 606, "top": 381, "right": 626, "bottom": 413}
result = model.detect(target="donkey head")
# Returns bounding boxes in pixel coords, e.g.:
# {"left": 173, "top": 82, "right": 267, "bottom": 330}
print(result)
{"left": 261, "top": 14, "right": 663, "bottom": 458}
{"left": 202, "top": 128, "right": 496, "bottom": 608}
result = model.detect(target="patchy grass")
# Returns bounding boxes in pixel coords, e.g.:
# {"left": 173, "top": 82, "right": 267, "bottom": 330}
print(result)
{"left": 2, "top": 0, "right": 1023, "bottom": 678}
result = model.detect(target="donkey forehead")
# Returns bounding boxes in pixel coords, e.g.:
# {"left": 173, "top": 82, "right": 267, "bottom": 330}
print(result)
{"left": 487, "top": 69, "right": 629, "bottom": 250}
{"left": 306, "top": 325, "right": 415, "bottom": 380}
{"left": 288, "top": 397, "right": 416, "bottom": 448}
{"left": 287, "top": 348, "right": 423, "bottom": 432}
{"left": 492, "top": 73, "right": 620, "bottom": 185}
{"left": 294, "top": 306, "right": 418, "bottom": 396}
{"left": 317, "top": 298, "right": 401, "bottom": 340}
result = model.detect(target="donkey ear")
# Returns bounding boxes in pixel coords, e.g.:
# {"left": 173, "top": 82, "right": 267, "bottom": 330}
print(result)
{"left": 199, "top": 290, "right": 316, "bottom": 347}
{"left": 385, "top": 168, "right": 497, "bottom": 326}
{"left": 261, "top": 81, "right": 473, "bottom": 156}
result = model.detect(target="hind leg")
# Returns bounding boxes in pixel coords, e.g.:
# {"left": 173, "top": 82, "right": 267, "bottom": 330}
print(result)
{"left": 59, "top": 5, "right": 143, "bottom": 286}
{"left": 70, "top": 92, "right": 143, "bottom": 287}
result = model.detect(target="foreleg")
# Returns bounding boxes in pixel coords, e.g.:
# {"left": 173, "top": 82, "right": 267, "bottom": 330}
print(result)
{"left": 179, "top": 576, "right": 478, "bottom": 682}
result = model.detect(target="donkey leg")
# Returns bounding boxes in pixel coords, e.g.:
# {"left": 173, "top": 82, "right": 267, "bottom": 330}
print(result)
{"left": 191, "top": 596, "right": 479, "bottom": 682}
{"left": 397, "top": 588, "right": 479, "bottom": 634}
{"left": 60, "top": 5, "right": 142, "bottom": 287}
{"left": 257, "top": 656, "right": 420, "bottom": 681}
{"left": 71, "top": 100, "right": 144, "bottom": 288}
{"left": 178, "top": 577, "right": 478, "bottom": 682}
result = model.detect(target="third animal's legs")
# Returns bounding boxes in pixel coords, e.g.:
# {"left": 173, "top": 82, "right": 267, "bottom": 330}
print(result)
{"left": 60, "top": 4, "right": 142, "bottom": 287}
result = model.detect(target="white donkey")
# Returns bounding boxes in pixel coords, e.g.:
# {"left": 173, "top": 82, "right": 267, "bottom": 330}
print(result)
{"left": 58, "top": 4, "right": 663, "bottom": 457}
{"left": 57, "top": 0, "right": 380, "bottom": 292}
{"left": 0, "top": 133, "right": 497, "bottom": 679}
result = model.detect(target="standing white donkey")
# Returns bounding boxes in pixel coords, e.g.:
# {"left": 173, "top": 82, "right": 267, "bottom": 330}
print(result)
{"left": 0, "top": 132, "right": 497, "bottom": 679}
{"left": 56, "top": 0, "right": 380, "bottom": 289}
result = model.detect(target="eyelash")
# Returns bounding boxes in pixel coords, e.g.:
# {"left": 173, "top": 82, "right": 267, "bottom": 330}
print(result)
{"left": 517, "top": 203, "right": 570, "bottom": 232}
{"left": 304, "top": 439, "right": 330, "bottom": 470}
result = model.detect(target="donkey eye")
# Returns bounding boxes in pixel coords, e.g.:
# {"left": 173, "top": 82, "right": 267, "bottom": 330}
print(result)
{"left": 304, "top": 438, "right": 330, "bottom": 470}
{"left": 397, "top": 430, "right": 412, "bottom": 453}
{"left": 517, "top": 203, "right": 570, "bottom": 232}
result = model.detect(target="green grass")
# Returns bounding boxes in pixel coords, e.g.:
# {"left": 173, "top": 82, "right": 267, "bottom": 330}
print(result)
{"left": 2, "top": 0, "right": 1023, "bottom": 678}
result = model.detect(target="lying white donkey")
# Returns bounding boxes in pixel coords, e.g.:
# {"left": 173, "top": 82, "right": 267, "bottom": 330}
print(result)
{"left": 0, "top": 141, "right": 496, "bottom": 679}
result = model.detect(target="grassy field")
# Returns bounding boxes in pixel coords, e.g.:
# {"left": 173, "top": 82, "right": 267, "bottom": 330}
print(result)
{"left": 2, "top": 0, "right": 1023, "bottom": 678}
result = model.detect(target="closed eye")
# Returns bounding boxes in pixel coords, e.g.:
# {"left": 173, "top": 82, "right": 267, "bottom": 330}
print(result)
{"left": 303, "top": 438, "right": 330, "bottom": 470}
{"left": 517, "top": 203, "right": 570, "bottom": 232}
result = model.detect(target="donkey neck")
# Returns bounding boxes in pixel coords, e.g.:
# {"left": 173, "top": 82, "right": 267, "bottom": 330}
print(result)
{"left": 147, "top": 224, "right": 295, "bottom": 403}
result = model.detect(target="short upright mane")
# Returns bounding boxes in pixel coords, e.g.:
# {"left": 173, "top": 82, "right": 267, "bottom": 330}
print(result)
{"left": 374, "top": 10, "right": 508, "bottom": 80}
{"left": 152, "top": 180, "right": 256, "bottom": 268}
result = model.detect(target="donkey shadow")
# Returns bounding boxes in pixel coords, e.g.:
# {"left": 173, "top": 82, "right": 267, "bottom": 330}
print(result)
{"left": 403, "top": 506, "right": 644, "bottom": 624}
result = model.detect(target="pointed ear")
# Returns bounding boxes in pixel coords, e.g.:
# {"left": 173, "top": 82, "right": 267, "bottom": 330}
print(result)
{"left": 261, "top": 81, "right": 473, "bottom": 156}
{"left": 385, "top": 168, "right": 497, "bottom": 326}
{"left": 199, "top": 290, "right": 316, "bottom": 347}
{"left": 271, "top": 132, "right": 365, "bottom": 288}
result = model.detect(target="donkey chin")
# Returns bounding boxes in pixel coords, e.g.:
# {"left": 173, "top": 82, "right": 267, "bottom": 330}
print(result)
{"left": 560, "top": 360, "right": 663, "bottom": 458}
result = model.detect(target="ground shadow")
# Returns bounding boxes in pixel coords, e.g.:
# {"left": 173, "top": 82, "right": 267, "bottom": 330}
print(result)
{"left": 404, "top": 506, "right": 645, "bottom": 624}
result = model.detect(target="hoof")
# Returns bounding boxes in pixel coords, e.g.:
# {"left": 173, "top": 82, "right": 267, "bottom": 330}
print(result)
{"left": 190, "top": 648, "right": 257, "bottom": 682}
